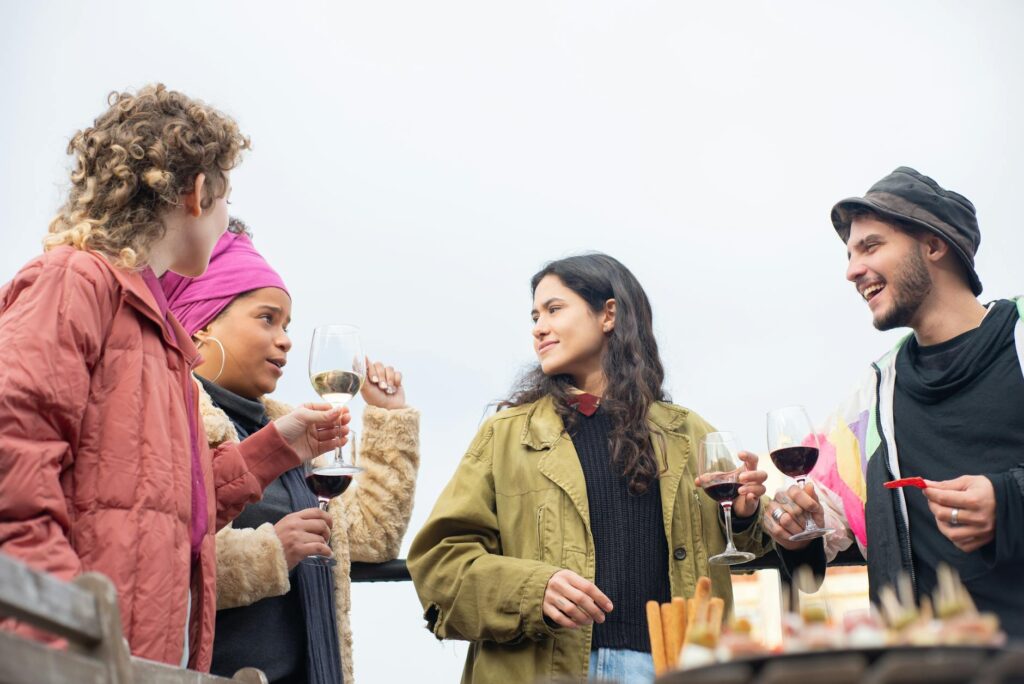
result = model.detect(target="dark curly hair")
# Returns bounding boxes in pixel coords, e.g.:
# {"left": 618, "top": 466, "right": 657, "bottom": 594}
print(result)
{"left": 504, "top": 253, "right": 669, "bottom": 495}
{"left": 45, "top": 83, "right": 251, "bottom": 268}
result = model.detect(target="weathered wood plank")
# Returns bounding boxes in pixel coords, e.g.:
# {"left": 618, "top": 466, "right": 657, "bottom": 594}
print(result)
{"left": 0, "top": 553, "right": 102, "bottom": 645}
{"left": 0, "top": 631, "right": 107, "bottom": 684}
{"left": 229, "top": 668, "right": 269, "bottom": 684}
{"left": 71, "top": 574, "right": 132, "bottom": 684}
{"left": 131, "top": 660, "right": 268, "bottom": 683}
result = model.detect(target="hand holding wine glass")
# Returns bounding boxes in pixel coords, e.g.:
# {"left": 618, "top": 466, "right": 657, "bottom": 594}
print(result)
{"left": 764, "top": 482, "right": 826, "bottom": 551}
{"left": 274, "top": 508, "right": 333, "bottom": 570}
{"left": 694, "top": 451, "right": 767, "bottom": 517}
{"left": 766, "top": 406, "right": 834, "bottom": 542}
{"left": 698, "top": 432, "right": 756, "bottom": 566}
{"left": 272, "top": 402, "right": 351, "bottom": 463}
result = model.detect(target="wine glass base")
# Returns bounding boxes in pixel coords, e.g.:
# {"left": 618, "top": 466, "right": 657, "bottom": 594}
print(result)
{"left": 708, "top": 550, "right": 756, "bottom": 566}
{"left": 788, "top": 527, "right": 835, "bottom": 542}
{"left": 313, "top": 464, "right": 364, "bottom": 476}
{"left": 301, "top": 554, "right": 337, "bottom": 567}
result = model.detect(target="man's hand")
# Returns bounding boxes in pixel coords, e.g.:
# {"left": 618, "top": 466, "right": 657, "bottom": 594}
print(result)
{"left": 542, "top": 569, "right": 613, "bottom": 629}
{"left": 763, "top": 483, "right": 824, "bottom": 551}
{"left": 923, "top": 475, "right": 996, "bottom": 554}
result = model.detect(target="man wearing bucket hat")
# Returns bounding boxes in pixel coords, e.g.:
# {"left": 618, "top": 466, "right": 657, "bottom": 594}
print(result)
{"left": 763, "top": 167, "right": 1024, "bottom": 637}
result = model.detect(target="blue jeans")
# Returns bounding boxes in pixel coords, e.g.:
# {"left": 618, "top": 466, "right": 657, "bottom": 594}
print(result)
{"left": 588, "top": 648, "right": 655, "bottom": 683}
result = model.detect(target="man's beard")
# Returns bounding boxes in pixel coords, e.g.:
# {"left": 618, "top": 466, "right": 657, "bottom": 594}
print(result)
{"left": 874, "top": 246, "right": 933, "bottom": 331}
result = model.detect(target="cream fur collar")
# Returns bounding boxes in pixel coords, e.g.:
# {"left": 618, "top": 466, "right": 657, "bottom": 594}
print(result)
{"left": 197, "top": 377, "right": 292, "bottom": 446}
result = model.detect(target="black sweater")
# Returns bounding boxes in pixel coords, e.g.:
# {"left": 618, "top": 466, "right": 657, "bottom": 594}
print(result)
{"left": 568, "top": 408, "right": 671, "bottom": 652}
{"left": 203, "top": 379, "right": 309, "bottom": 683}
{"left": 893, "top": 299, "right": 1024, "bottom": 637}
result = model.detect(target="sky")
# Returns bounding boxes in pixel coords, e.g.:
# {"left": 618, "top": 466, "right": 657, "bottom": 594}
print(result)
{"left": 2, "top": 2, "right": 1022, "bottom": 681}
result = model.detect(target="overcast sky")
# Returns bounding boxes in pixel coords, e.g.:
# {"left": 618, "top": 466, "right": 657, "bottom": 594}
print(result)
{"left": 2, "top": 2, "right": 1022, "bottom": 681}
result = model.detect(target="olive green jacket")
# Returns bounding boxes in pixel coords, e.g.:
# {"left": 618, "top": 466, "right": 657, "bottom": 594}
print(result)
{"left": 408, "top": 396, "right": 772, "bottom": 683}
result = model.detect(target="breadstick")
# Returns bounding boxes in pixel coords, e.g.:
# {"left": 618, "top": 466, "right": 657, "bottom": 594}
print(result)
{"left": 707, "top": 597, "right": 725, "bottom": 644}
{"left": 661, "top": 602, "right": 682, "bottom": 668}
{"left": 673, "top": 597, "right": 689, "bottom": 654}
{"left": 646, "top": 600, "right": 668, "bottom": 676}
{"left": 693, "top": 576, "right": 712, "bottom": 623}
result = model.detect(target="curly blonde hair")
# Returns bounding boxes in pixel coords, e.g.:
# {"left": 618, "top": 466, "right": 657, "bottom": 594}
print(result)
{"left": 45, "top": 83, "right": 251, "bottom": 269}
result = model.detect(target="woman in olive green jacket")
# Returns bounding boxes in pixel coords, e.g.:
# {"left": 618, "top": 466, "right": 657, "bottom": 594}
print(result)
{"left": 409, "top": 254, "right": 773, "bottom": 683}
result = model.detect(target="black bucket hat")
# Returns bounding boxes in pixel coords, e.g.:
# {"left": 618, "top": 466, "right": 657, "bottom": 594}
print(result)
{"left": 831, "top": 166, "right": 982, "bottom": 295}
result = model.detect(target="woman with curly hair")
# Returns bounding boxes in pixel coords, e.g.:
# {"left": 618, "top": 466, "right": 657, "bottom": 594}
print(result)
{"left": 409, "top": 253, "right": 773, "bottom": 683}
{"left": 161, "top": 220, "right": 420, "bottom": 683}
{"left": 0, "top": 84, "right": 348, "bottom": 672}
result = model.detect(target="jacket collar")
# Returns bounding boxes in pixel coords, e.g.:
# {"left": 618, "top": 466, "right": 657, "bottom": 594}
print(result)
{"left": 525, "top": 394, "right": 693, "bottom": 537}
{"left": 89, "top": 251, "right": 200, "bottom": 364}
{"left": 521, "top": 395, "right": 688, "bottom": 450}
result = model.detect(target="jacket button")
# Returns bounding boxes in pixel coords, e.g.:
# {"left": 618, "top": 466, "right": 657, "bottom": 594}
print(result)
{"left": 673, "top": 547, "right": 687, "bottom": 561}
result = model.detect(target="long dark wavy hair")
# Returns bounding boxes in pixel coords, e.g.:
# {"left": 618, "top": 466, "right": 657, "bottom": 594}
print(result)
{"left": 504, "top": 253, "right": 669, "bottom": 495}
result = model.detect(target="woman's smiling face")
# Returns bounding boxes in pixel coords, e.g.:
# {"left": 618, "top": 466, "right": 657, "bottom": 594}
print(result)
{"left": 531, "top": 274, "right": 612, "bottom": 387}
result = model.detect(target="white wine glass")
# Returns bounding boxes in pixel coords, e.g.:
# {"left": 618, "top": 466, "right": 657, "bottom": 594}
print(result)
{"left": 304, "top": 325, "right": 365, "bottom": 566}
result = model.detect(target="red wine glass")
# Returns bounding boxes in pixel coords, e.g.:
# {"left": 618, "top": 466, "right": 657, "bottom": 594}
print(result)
{"left": 766, "top": 406, "right": 834, "bottom": 542}
{"left": 300, "top": 434, "right": 358, "bottom": 567}
{"left": 698, "top": 432, "right": 756, "bottom": 565}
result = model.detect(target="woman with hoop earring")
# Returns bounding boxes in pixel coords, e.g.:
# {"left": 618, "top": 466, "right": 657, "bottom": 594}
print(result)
{"left": 162, "top": 217, "right": 421, "bottom": 683}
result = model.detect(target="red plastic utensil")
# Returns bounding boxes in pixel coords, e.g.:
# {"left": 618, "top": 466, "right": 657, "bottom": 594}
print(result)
{"left": 884, "top": 476, "right": 927, "bottom": 489}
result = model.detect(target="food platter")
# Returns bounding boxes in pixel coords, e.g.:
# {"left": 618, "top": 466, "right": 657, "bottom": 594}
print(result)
{"left": 655, "top": 645, "right": 1013, "bottom": 683}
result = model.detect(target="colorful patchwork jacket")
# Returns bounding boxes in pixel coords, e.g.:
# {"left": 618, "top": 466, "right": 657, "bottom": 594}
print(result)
{"left": 809, "top": 297, "right": 1024, "bottom": 599}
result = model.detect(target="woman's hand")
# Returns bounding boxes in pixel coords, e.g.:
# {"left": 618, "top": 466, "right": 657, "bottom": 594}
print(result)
{"left": 360, "top": 357, "right": 407, "bottom": 410}
{"left": 733, "top": 451, "right": 768, "bottom": 518}
{"left": 273, "top": 403, "right": 351, "bottom": 463}
{"left": 274, "top": 508, "right": 333, "bottom": 570}
{"left": 542, "top": 569, "right": 613, "bottom": 629}
{"left": 693, "top": 450, "right": 767, "bottom": 518}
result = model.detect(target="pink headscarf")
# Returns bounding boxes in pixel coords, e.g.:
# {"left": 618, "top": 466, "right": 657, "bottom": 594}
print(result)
{"left": 160, "top": 231, "right": 289, "bottom": 336}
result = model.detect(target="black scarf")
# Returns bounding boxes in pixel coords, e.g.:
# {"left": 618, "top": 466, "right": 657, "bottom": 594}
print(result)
{"left": 201, "top": 377, "right": 344, "bottom": 684}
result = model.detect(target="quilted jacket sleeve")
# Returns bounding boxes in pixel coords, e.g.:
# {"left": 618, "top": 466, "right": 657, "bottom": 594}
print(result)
{"left": 338, "top": 406, "right": 421, "bottom": 563}
{"left": 0, "top": 257, "right": 114, "bottom": 581}
{"left": 211, "top": 425, "right": 303, "bottom": 530}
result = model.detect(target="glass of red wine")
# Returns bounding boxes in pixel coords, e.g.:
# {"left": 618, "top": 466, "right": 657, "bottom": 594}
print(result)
{"left": 301, "top": 432, "right": 358, "bottom": 567}
{"left": 698, "top": 432, "right": 756, "bottom": 565}
{"left": 766, "top": 406, "right": 834, "bottom": 542}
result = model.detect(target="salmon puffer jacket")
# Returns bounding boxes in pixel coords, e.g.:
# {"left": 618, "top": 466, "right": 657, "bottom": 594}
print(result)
{"left": 0, "top": 247, "right": 303, "bottom": 670}
{"left": 201, "top": 387, "right": 420, "bottom": 683}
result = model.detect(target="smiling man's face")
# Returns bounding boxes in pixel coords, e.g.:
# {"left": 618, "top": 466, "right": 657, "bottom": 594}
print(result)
{"left": 846, "top": 216, "right": 933, "bottom": 331}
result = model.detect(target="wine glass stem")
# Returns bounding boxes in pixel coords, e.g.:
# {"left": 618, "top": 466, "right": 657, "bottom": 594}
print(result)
{"left": 318, "top": 498, "right": 330, "bottom": 512}
{"left": 722, "top": 502, "right": 738, "bottom": 552}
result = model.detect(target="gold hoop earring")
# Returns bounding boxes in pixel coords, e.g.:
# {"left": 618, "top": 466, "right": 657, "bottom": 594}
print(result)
{"left": 198, "top": 336, "right": 227, "bottom": 383}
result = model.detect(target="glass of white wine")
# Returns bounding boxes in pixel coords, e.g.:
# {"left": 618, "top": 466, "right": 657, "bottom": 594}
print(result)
{"left": 304, "top": 325, "right": 365, "bottom": 567}
{"left": 307, "top": 325, "right": 364, "bottom": 479}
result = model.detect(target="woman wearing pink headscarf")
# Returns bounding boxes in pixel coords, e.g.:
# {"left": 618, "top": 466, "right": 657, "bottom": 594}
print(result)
{"left": 161, "top": 219, "right": 419, "bottom": 684}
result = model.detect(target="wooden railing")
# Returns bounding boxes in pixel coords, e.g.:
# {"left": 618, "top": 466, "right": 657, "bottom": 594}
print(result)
{"left": 0, "top": 553, "right": 266, "bottom": 684}
{"left": 348, "top": 546, "right": 870, "bottom": 583}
